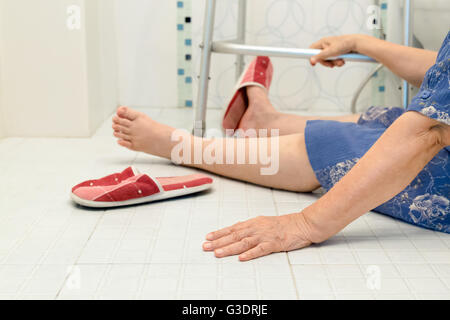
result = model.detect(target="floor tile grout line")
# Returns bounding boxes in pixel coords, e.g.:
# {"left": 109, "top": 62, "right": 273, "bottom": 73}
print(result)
{"left": 55, "top": 213, "right": 105, "bottom": 299}
{"left": 60, "top": 206, "right": 107, "bottom": 299}
{"left": 254, "top": 262, "right": 262, "bottom": 300}
{"left": 92, "top": 264, "right": 113, "bottom": 300}
{"left": 177, "top": 199, "right": 196, "bottom": 299}
{"left": 430, "top": 264, "right": 450, "bottom": 291}
{"left": 246, "top": 182, "right": 263, "bottom": 300}
{"left": 216, "top": 182, "right": 224, "bottom": 299}
{"left": 351, "top": 217, "right": 384, "bottom": 299}
{"left": 134, "top": 208, "right": 165, "bottom": 299}
{"left": 106, "top": 207, "right": 144, "bottom": 299}
{"left": 0, "top": 138, "right": 27, "bottom": 172}
{"left": 2, "top": 205, "right": 57, "bottom": 298}
{"left": 0, "top": 209, "right": 49, "bottom": 264}
{"left": 3, "top": 109, "right": 449, "bottom": 300}
{"left": 315, "top": 234, "right": 339, "bottom": 299}
{"left": 32, "top": 215, "right": 90, "bottom": 299}
{"left": 272, "top": 189, "right": 300, "bottom": 300}
{"left": 58, "top": 155, "right": 139, "bottom": 298}
{"left": 176, "top": 264, "right": 187, "bottom": 299}
{"left": 362, "top": 216, "right": 420, "bottom": 298}
{"left": 131, "top": 148, "right": 167, "bottom": 298}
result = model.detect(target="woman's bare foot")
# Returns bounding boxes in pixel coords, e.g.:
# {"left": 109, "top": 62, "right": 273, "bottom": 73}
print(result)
{"left": 237, "top": 86, "right": 281, "bottom": 133}
{"left": 238, "top": 86, "right": 361, "bottom": 136}
{"left": 112, "top": 106, "right": 174, "bottom": 157}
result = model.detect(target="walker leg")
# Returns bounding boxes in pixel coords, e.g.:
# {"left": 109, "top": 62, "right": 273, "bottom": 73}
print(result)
{"left": 194, "top": 0, "right": 217, "bottom": 137}
{"left": 235, "top": 0, "right": 247, "bottom": 80}
{"left": 402, "top": 0, "right": 413, "bottom": 108}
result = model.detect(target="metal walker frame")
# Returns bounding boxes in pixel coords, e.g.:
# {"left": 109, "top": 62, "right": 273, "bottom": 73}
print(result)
{"left": 193, "top": 0, "right": 413, "bottom": 136}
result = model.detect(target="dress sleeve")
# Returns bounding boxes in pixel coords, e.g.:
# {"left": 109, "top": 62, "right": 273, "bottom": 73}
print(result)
{"left": 407, "top": 32, "right": 450, "bottom": 126}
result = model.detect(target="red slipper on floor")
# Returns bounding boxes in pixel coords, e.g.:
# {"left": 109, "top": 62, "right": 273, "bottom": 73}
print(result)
{"left": 222, "top": 56, "right": 274, "bottom": 133}
{"left": 71, "top": 166, "right": 139, "bottom": 192}
{"left": 71, "top": 172, "right": 214, "bottom": 208}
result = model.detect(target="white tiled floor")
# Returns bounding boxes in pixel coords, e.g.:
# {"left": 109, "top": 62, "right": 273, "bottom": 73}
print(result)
{"left": 0, "top": 107, "right": 449, "bottom": 300}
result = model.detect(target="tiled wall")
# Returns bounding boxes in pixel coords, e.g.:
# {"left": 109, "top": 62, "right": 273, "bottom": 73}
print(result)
{"left": 117, "top": 0, "right": 375, "bottom": 112}
{"left": 191, "top": 0, "right": 375, "bottom": 113}
{"left": 116, "top": 0, "right": 449, "bottom": 113}
{"left": 176, "top": 1, "right": 194, "bottom": 108}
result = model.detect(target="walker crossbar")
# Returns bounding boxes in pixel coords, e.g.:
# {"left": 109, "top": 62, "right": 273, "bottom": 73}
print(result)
{"left": 193, "top": 0, "right": 412, "bottom": 137}
{"left": 212, "top": 41, "right": 377, "bottom": 63}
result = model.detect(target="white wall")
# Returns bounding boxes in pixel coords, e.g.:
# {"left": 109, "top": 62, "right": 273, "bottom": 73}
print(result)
{"left": 86, "top": 0, "right": 119, "bottom": 133}
{"left": 115, "top": 0, "right": 178, "bottom": 108}
{"left": 0, "top": 0, "right": 117, "bottom": 137}
{"left": 414, "top": 0, "right": 450, "bottom": 51}
{"left": 116, "top": 0, "right": 450, "bottom": 113}
{"left": 117, "top": 0, "right": 376, "bottom": 112}
{"left": 0, "top": 7, "right": 4, "bottom": 140}
{"left": 0, "top": 103, "right": 4, "bottom": 139}
{"left": 0, "top": 0, "right": 448, "bottom": 139}
{"left": 382, "top": 0, "right": 450, "bottom": 108}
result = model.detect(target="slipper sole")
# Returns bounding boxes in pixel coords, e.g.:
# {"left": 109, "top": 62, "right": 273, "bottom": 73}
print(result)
{"left": 71, "top": 182, "right": 213, "bottom": 208}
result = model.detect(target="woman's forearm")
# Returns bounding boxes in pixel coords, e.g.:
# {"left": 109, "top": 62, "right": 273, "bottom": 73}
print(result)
{"left": 302, "top": 111, "right": 447, "bottom": 242}
{"left": 354, "top": 34, "right": 437, "bottom": 88}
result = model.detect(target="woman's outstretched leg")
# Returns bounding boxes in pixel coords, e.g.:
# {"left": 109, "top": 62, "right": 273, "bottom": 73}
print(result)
{"left": 239, "top": 86, "right": 361, "bottom": 135}
{"left": 112, "top": 107, "right": 320, "bottom": 192}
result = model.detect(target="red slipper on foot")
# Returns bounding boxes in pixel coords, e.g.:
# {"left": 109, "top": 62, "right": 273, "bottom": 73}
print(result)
{"left": 71, "top": 171, "right": 214, "bottom": 208}
{"left": 222, "top": 56, "right": 274, "bottom": 133}
{"left": 71, "top": 166, "right": 139, "bottom": 192}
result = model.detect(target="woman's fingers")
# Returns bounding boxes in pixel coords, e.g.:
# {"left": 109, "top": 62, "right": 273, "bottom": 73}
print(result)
{"left": 213, "top": 237, "right": 259, "bottom": 258}
{"left": 310, "top": 35, "right": 357, "bottom": 67}
{"left": 333, "top": 59, "right": 345, "bottom": 67}
{"left": 205, "top": 227, "right": 232, "bottom": 241}
{"left": 204, "top": 214, "right": 314, "bottom": 261}
{"left": 319, "top": 60, "right": 336, "bottom": 68}
{"left": 205, "top": 221, "right": 248, "bottom": 241}
{"left": 239, "top": 242, "right": 276, "bottom": 261}
{"left": 309, "top": 38, "right": 329, "bottom": 49}
{"left": 309, "top": 37, "right": 349, "bottom": 68}
{"left": 310, "top": 40, "right": 328, "bottom": 66}
{"left": 312, "top": 46, "right": 342, "bottom": 64}
{"left": 311, "top": 56, "right": 346, "bottom": 68}
{"left": 203, "top": 228, "right": 253, "bottom": 251}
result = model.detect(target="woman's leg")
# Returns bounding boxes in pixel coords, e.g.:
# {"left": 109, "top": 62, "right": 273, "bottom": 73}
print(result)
{"left": 112, "top": 107, "right": 320, "bottom": 192}
{"left": 240, "top": 86, "right": 361, "bottom": 136}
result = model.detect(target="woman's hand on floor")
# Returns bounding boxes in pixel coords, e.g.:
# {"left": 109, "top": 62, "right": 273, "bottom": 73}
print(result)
{"left": 203, "top": 213, "right": 314, "bottom": 261}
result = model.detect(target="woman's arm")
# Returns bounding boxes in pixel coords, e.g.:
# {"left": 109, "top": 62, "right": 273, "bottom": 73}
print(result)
{"left": 310, "top": 34, "right": 438, "bottom": 88}
{"left": 303, "top": 111, "right": 450, "bottom": 243}
{"left": 202, "top": 111, "right": 449, "bottom": 261}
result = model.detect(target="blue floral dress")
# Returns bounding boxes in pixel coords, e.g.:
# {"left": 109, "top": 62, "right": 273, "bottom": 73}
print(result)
{"left": 305, "top": 31, "right": 450, "bottom": 233}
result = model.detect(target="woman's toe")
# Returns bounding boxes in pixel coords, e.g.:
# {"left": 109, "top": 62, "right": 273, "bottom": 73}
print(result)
{"left": 119, "top": 118, "right": 132, "bottom": 127}
{"left": 117, "top": 106, "right": 139, "bottom": 121}
{"left": 112, "top": 124, "right": 131, "bottom": 134}
{"left": 112, "top": 116, "right": 120, "bottom": 124}
{"left": 117, "top": 139, "right": 133, "bottom": 149}
{"left": 113, "top": 131, "right": 131, "bottom": 141}
{"left": 113, "top": 116, "right": 132, "bottom": 128}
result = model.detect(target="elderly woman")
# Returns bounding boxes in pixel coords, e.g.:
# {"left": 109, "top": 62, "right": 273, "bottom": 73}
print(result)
{"left": 112, "top": 32, "right": 450, "bottom": 261}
